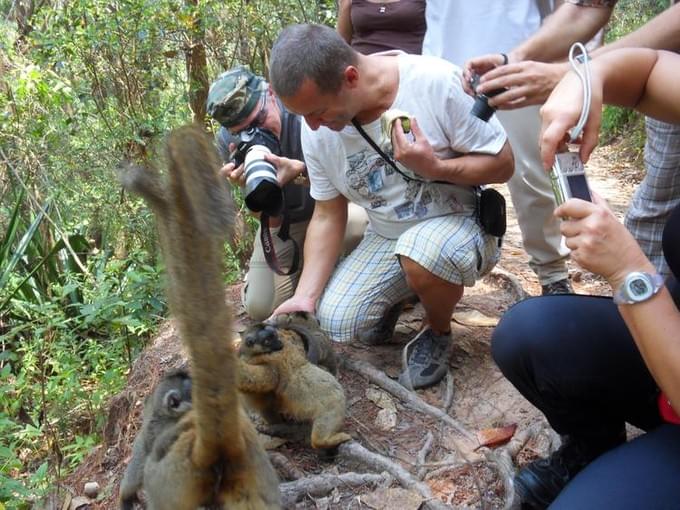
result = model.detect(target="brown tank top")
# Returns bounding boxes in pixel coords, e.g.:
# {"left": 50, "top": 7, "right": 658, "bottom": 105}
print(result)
{"left": 349, "top": 0, "right": 426, "bottom": 55}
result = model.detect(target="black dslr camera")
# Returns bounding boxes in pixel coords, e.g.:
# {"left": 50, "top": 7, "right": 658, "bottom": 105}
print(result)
{"left": 469, "top": 73, "right": 507, "bottom": 122}
{"left": 231, "top": 127, "right": 283, "bottom": 216}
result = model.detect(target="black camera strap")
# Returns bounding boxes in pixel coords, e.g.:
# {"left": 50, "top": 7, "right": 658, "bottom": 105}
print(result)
{"left": 351, "top": 118, "right": 426, "bottom": 184}
{"left": 260, "top": 195, "right": 300, "bottom": 276}
{"left": 350, "top": 118, "right": 454, "bottom": 186}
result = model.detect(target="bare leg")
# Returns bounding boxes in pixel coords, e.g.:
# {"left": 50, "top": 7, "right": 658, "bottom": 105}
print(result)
{"left": 400, "top": 256, "right": 463, "bottom": 334}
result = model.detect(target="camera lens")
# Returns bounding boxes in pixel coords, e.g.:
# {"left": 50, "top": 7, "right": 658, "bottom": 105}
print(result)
{"left": 243, "top": 146, "right": 283, "bottom": 216}
{"left": 470, "top": 86, "right": 506, "bottom": 122}
{"left": 471, "top": 95, "right": 495, "bottom": 122}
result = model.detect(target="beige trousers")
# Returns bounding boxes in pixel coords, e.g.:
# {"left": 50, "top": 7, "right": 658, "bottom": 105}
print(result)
{"left": 242, "top": 203, "right": 368, "bottom": 320}
{"left": 496, "top": 106, "right": 570, "bottom": 284}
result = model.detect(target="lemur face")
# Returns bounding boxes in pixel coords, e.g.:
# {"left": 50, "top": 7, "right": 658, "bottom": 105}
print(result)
{"left": 241, "top": 323, "right": 284, "bottom": 355}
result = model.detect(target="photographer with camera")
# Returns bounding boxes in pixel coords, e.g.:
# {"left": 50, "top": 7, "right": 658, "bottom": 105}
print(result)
{"left": 492, "top": 48, "right": 680, "bottom": 509}
{"left": 423, "top": 0, "right": 574, "bottom": 296}
{"left": 463, "top": 1, "right": 680, "bottom": 280}
{"left": 207, "top": 67, "right": 367, "bottom": 321}
{"left": 269, "top": 24, "right": 514, "bottom": 390}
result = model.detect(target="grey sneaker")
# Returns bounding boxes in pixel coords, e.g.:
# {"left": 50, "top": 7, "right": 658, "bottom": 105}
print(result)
{"left": 541, "top": 278, "right": 573, "bottom": 296}
{"left": 355, "top": 301, "right": 405, "bottom": 345}
{"left": 398, "top": 328, "right": 451, "bottom": 390}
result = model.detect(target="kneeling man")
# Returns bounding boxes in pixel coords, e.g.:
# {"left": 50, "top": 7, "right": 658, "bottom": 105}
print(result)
{"left": 270, "top": 23, "right": 513, "bottom": 389}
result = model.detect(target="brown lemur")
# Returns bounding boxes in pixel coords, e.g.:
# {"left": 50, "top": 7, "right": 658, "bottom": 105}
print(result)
{"left": 117, "top": 124, "right": 280, "bottom": 509}
{"left": 264, "top": 311, "right": 338, "bottom": 374}
{"left": 237, "top": 321, "right": 351, "bottom": 449}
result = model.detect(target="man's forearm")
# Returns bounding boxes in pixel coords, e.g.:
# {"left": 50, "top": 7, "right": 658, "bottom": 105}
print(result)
{"left": 293, "top": 200, "right": 347, "bottom": 305}
{"left": 431, "top": 141, "right": 514, "bottom": 186}
{"left": 510, "top": 3, "right": 613, "bottom": 63}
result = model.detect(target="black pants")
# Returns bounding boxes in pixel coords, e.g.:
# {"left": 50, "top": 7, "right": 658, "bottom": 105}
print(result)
{"left": 491, "top": 204, "right": 680, "bottom": 508}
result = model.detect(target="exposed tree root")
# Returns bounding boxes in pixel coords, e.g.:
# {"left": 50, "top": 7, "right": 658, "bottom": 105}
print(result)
{"left": 279, "top": 471, "right": 391, "bottom": 507}
{"left": 342, "top": 358, "right": 475, "bottom": 442}
{"left": 487, "top": 265, "right": 529, "bottom": 302}
{"left": 338, "top": 441, "right": 452, "bottom": 510}
{"left": 269, "top": 451, "right": 305, "bottom": 481}
{"left": 416, "top": 431, "right": 434, "bottom": 480}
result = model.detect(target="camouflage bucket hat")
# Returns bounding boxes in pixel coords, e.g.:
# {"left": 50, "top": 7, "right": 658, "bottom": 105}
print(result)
{"left": 206, "top": 66, "right": 266, "bottom": 128}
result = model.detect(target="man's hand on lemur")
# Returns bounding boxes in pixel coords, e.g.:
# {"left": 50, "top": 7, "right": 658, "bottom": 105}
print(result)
{"left": 271, "top": 294, "right": 316, "bottom": 319}
{"left": 264, "top": 154, "right": 307, "bottom": 186}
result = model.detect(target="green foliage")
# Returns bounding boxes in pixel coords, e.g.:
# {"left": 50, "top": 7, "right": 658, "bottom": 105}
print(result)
{"left": 0, "top": 0, "right": 335, "bottom": 501}
{"left": 599, "top": 0, "right": 667, "bottom": 146}
{"left": 0, "top": 246, "right": 164, "bottom": 504}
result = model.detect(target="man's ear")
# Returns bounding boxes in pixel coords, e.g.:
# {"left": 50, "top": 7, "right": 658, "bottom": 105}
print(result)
{"left": 343, "top": 66, "right": 360, "bottom": 88}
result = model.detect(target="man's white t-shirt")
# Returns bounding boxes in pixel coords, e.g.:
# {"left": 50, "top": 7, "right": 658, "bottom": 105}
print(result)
{"left": 422, "top": 0, "right": 544, "bottom": 65}
{"left": 301, "top": 53, "right": 507, "bottom": 239}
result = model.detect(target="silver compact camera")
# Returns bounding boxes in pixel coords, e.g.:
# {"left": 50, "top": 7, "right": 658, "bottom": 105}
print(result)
{"left": 550, "top": 151, "right": 592, "bottom": 205}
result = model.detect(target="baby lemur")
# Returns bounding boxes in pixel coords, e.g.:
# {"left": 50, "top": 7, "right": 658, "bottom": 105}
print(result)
{"left": 118, "top": 125, "right": 280, "bottom": 509}
{"left": 238, "top": 320, "right": 351, "bottom": 449}
{"left": 119, "top": 369, "right": 192, "bottom": 509}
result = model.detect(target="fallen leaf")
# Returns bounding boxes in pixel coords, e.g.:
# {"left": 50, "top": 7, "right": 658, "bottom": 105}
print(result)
{"left": 476, "top": 424, "right": 517, "bottom": 448}
{"left": 453, "top": 309, "right": 499, "bottom": 327}
{"left": 366, "top": 388, "right": 396, "bottom": 411}
{"left": 374, "top": 408, "right": 397, "bottom": 431}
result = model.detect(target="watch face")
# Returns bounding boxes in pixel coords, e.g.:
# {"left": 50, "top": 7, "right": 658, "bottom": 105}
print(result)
{"left": 627, "top": 276, "right": 652, "bottom": 301}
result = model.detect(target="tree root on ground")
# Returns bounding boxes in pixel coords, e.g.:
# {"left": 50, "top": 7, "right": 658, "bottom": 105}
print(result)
{"left": 342, "top": 358, "right": 475, "bottom": 442}
{"left": 480, "top": 422, "right": 547, "bottom": 510}
{"left": 487, "top": 265, "right": 529, "bottom": 302}
{"left": 338, "top": 441, "right": 452, "bottom": 510}
{"left": 279, "top": 470, "right": 392, "bottom": 506}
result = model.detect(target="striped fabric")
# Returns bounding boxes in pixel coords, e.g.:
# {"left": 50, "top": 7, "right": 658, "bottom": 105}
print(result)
{"left": 317, "top": 214, "right": 500, "bottom": 342}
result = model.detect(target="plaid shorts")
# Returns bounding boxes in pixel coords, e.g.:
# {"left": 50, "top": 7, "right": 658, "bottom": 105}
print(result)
{"left": 625, "top": 118, "right": 680, "bottom": 279}
{"left": 317, "top": 214, "right": 500, "bottom": 342}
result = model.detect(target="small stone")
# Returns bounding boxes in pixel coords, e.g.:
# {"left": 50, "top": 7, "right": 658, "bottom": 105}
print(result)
{"left": 83, "top": 482, "right": 99, "bottom": 499}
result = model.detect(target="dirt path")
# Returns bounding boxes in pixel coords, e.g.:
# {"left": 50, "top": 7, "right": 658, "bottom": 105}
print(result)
{"left": 64, "top": 143, "right": 641, "bottom": 509}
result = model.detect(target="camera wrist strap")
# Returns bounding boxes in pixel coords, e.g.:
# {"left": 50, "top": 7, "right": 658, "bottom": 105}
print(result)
{"left": 260, "top": 197, "right": 300, "bottom": 276}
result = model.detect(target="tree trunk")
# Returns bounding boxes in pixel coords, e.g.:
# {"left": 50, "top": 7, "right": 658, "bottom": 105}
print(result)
{"left": 184, "top": 0, "right": 209, "bottom": 124}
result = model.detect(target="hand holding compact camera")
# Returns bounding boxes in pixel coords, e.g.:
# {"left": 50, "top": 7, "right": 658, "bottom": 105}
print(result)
{"left": 550, "top": 151, "right": 591, "bottom": 206}
{"left": 547, "top": 43, "right": 594, "bottom": 208}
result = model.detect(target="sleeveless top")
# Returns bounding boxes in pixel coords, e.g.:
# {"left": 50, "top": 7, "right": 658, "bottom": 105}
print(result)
{"left": 350, "top": 0, "right": 426, "bottom": 55}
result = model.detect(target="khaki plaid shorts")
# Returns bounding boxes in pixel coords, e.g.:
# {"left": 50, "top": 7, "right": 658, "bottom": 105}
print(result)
{"left": 318, "top": 214, "right": 500, "bottom": 342}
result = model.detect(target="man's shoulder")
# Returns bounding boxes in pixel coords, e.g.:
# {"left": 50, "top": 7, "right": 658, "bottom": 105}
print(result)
{"left": 397, "top": 54, "right": 462, "bottom": 96}
{"left": 399, "top": 53, "right": 459, "bottom": 73}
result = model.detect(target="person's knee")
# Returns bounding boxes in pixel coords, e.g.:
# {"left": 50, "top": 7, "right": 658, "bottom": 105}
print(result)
{"left": 399, "top": 256, "right": 431, "bottom": 294}
{"left": 317, "top": 294, "right": 390, "bottom": 342}
{"left": 491, "top": 298, "right": 544, "bottom": 375}
{"left": 242, "top": 285, "right": 275, "bottom": 322}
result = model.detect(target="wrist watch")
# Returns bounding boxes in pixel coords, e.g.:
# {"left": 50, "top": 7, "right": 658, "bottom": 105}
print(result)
{"left": 613, "top": 271, "right": 665, "bottom": 305}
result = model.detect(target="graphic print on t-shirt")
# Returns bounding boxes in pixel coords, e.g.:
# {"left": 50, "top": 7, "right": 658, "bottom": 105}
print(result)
{"left": 346, "top": 148, "right": 463, "bottom": 221}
